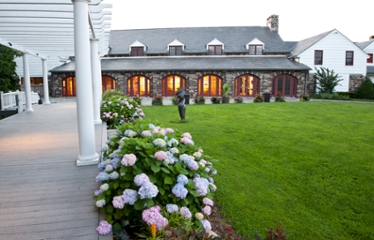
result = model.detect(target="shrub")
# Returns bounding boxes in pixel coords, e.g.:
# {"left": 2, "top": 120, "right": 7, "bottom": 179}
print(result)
{"left": 357, "top": 76, "right": 374, "bottom": 99}
{"left": 95, "top": 120, "right": 218, "bottom": 237}
{"left": 274, "top": 92, "right": 286, "bottom": 102}
{"left": 132, "top": 95, "right": 142, "bottom": 106}
{"left": 100, "top": 95, "right": 145, "bottom": 128}
{"left": 102, "top": 89, "right": 124, "bottom": 101}
{"left": 234, "top": 96, "right": 243, "bottom": 103}
{"left": 299, "top": 93, "right": 310, "bottom": 102}
{"left": 152, "top": 94, "right": 163, "bottom": 105}
{"left": 194, "top": 96, "right": 206, "bottom": 104}
{"left": 210, "top": 96, "right": 221, "bottom": 104}
{"left": 253, "top": 94, "right": 263, "bottom": 103}
{"left": 314, "top": 67, "right": 343, "bottom": 93}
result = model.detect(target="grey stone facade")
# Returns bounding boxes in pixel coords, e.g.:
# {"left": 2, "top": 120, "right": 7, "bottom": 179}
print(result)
{"left": 349, "top": 74, "right": 365, "bottom": 92}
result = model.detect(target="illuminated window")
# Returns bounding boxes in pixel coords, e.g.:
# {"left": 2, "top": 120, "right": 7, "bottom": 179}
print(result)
{"left": 197, "top": 75, "right": 223, "bottom": 96}
{"left": 62, "top": 76, "right": 76, "bottom": 96}
{"left": 208, "top": 45, "right": 222, "bottom": 55}
{"left": 248, "top": 45, "right": 263, "bottom": 55}
{"left": 127, "top": 75, "right": 150, "bottom": 96}
{"left": 234, "top": 75, "right": 260, "bottom": 97}
{"left": 162, "top": 75, "right": 186, "bottom": 96}
{"left": 102, "top": 76, "right": 116, "bottom": 93}
{"left": 272, "top": 75, "right": 298, "bottom": 97}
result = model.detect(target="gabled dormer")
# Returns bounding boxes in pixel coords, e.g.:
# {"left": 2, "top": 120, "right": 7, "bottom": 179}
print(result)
{"left": 206, "top": 38, "right": 224, "bottom": 55}
{"left": 167, "top": 39, "right": 185, "bottom": 56}
{"left": 129, "top": 40, "right": 146, "bottom": 56}
{"left": 246, "top": 38, "right": 264, "bottom": 55}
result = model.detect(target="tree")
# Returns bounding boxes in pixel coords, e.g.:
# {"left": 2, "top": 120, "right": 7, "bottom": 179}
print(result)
{"left": 0, "top": 44, "right": 22, "bottom": 93}
{"left": 314, "top": 67, "right": 343, "bottom": 93}
{"left": 357, "top": 76, "right": 374, "bottom": 99}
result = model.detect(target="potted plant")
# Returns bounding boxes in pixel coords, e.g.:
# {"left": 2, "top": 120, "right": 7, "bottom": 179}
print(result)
{"left": 194, "top": 95, "right": 205, "bottom": 104}
{"left": 151, "top": 94, "right": 163, "bottom": 106}
{"left": 275, "top": 91, "right": 286, "bottom": 102}
{"left": 253, "top": 93, "right": 263, "bottom": 103}
{"left": 234, "top": 96, "right": 243, "bottom": 103}
{"left": 222, "top": 83, "right": 230, "bottom": 103}
{"left": 210, "top": 96, "right": 221, "bottom": 104}
{"left": 299, "top": 93, "right": 310, "bottom": 101}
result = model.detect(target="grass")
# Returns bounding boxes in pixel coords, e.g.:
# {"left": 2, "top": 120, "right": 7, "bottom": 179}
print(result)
{"left": 141, "top": 101, "right": 374, "bottom": 239}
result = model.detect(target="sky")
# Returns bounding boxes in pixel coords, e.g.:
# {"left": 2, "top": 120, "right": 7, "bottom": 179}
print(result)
{"left": 103, "top": 0, "right": 373, "bottom": 43}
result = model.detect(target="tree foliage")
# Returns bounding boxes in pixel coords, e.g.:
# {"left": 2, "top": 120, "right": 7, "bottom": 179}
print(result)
{"left": 0, "top": 44, "right": 22, "bottom": 93}
{"left": 314, "top": 67, "right": 343, "bottom": 93}
{"left": 357, "top": 76, "right": 374, "bottom": 99}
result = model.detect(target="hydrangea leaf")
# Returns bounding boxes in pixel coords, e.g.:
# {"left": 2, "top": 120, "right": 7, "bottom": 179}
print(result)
{"left": 151, "top": 164, "right": 160, "bottom": 173}
{"left": 164, "top": 176, "right": 174, "bottom": 185}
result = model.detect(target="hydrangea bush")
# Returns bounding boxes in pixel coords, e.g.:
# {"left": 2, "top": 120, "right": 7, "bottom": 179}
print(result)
{"left": 94, "top": 120, "right": 218, "bottom": 237}
{"left": 100, "top": 95, "right": 145, "bottom": 129}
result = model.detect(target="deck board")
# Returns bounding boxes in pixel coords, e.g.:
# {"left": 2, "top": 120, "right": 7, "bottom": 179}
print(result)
{"left": 0, "top": 102, "right": 110, "bottom": 240}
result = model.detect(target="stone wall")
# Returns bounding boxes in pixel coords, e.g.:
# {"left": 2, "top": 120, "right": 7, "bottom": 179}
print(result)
{"left": 349, "top": 74, "right": 365, "bottom": 92}
{"left": 53, "top": 69, "right": 309, "bottom": 98}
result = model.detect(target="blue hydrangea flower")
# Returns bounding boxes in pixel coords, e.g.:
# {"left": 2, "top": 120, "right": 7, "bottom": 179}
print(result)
{"left": 153, "top": 138, "right": 167, "bottom": 147}
{"left": 138, "top": 182, "right": 159, "bottom": 199}
{"left": 172, "top": 183, "right": 188, "bottom": 199}
{"left": 96, "top": 172, "right": 110, "bottom": 183}
{"left": 167, "top": 138, "right": 179, "bottom": 147}
{"left": 177, "top": 174, "right": 188, "bottom": 185}
{"left": 122, "top": 189, "right": 138, "bottom": 205}
{"left": 97, "top": 162, "right": 106, "bottom": 171}
{"left": 109, "top": 172, "right": 119, "bottom": 180}
{"left": 110, "top": 158, "right": 120, "bottom": 169}
{"left": 180, "top": 206, "right": 192, "bottom": 219}
{"left": 166, "top": 204, "right": 179, "bottom": 214}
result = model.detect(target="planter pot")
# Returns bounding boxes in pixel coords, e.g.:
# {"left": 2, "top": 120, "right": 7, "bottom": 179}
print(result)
{"left": 222, "top": 96, "right": 230, "bottom": 103}
{"left": 195, "top": 101, "right": 205, "bottom": 105}
{"left": 152, "top": 102, "right": 162, "bottom": 106}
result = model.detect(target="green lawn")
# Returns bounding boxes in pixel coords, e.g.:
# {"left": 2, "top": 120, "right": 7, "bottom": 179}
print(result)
{"left": 141, "top": 101, "right": 374, "bottom": 239}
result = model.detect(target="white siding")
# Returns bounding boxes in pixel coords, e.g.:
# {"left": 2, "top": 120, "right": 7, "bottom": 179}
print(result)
{"left": 298, "top": 30, "right": 367, "bottom": 91}
{"left": 15, "top": 55, "right": 63, "bottom": 78}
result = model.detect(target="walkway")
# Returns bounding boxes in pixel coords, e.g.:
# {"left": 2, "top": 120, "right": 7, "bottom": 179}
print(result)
{"left": 0, "top": 102, "right": 109, "bottom": 240}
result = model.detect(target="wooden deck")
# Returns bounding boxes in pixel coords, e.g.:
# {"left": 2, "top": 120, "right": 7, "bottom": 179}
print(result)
{"left": 0, "top": 102, "right": 110, "bottom": 240}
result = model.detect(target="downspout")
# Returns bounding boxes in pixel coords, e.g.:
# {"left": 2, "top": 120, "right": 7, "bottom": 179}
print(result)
{"left": 304, "top": 71, "right": 309, "bottom": 95}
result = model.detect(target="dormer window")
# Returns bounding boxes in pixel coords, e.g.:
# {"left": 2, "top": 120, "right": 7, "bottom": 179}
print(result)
{"left": 246, "top": 38, "right": 264, "bottom": 55}
{"left": 131, "top": 47, "right": 144, "bottom": 56}
{"left": 207, "top": 38, "right": 224, "bottom": 55}
{"left": 168, "top": 39, "right": 185, "bottom": 56}
{"left": 129, "top": 40, "right": 146, "bottom": 56}
{"left": 248, "top": 45, "right": 263, "bottom": 55}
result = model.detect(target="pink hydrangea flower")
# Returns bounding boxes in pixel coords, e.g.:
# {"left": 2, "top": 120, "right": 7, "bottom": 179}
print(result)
{"left": 121, "top": 154, "right": 137, "bottom": 166}
{"left": 112, "top": 196, "right": 125, "bottom": 209}
{"left": 154, "top": 151, "right": 168, "bottom": 161}
{"left": 182, "top": 132, "right": 192, "bottom": 139}
{"left": 96, "top": 220, "right": 112, "bottom": 235}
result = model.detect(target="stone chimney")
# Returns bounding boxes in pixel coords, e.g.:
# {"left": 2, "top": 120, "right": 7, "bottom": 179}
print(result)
{"left": 267, "top": 14, "right": 279, "bottom": 32}
{"left": 370, "top": 35, "right": 374, "bottom": 41}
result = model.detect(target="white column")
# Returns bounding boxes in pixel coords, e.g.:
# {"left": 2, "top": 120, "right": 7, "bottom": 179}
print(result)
{"left": 72, "top": 0, "right": 99, "bottom": 166}
{"left": 90, "top": 38, "right": 102, "bottom": 124}
{"left": 42, "top": 59, "right": 51, "bottom": 104}
{"left": 23, "top": 53, "right": 34, "bottom": 112}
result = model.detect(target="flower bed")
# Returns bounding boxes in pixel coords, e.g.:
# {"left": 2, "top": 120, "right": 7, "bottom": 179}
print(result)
{"left": 94, "top": 120, "right": 218, "bottom": 238}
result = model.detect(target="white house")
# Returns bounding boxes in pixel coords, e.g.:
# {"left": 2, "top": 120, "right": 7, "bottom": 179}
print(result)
{"left": 289, "top": 29, "right": 368, "bottom": 92}
{"left": 355, "top": 38, "right": 374, "bottom": 82}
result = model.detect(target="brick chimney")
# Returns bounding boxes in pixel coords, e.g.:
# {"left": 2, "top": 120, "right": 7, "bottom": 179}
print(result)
{"left": 267, "top": 14, "right": 279, "bottom": 32}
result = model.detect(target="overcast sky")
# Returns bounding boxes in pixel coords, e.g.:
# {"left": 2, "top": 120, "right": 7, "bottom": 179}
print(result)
{"left": 103, "top": 0, "right": 373, "bottom": 43}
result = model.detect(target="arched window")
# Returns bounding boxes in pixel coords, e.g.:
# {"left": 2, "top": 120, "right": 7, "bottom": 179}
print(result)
{"left": 102, "top": 75, "right": 116, "bottom": 93}
{"left": 62, "top": 76, "right": 76, "bottom": 96}
{"left": 272, "top": 74, "right": 298, "bottom": 97}
{"left": 162, "top": 75, "right": 186, "bottom": 96}
{"left": 197, "top": 75, "right": 222, "bottom": 96}
{"left": 127, "top": 75, "right": 150, "bottom": 96}
{"left": 234, "top": 74, "right": 260, "bottom": 97}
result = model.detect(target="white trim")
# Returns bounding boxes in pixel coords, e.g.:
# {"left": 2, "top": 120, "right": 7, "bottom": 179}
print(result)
{"left": 167, "top": 39, "right": 185, "bottom": 51}
{"left": 206, "top": 38, "right": 224, "bottom": 50}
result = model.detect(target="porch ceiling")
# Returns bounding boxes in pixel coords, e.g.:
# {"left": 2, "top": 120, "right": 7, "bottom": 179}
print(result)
{"left": 0, "top": 0, "right": 112, "bottom": 59}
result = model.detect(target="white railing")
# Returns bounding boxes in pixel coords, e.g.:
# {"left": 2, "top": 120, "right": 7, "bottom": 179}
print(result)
{"left": 0, "top": 91, "right": 40, "bottom": 110}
